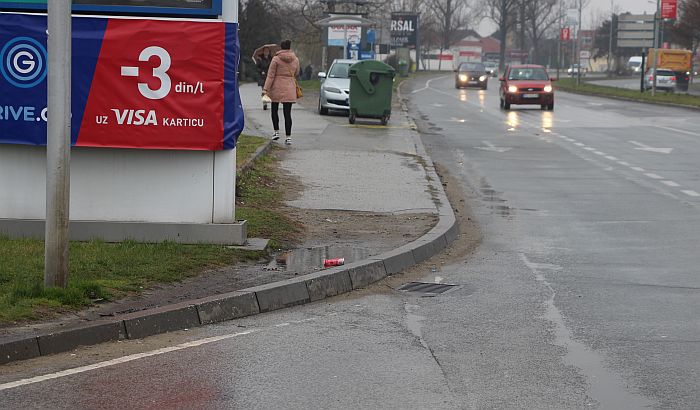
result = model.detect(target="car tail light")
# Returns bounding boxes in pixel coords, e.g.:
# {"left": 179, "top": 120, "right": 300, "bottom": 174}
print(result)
{"left": 648, "top": 76, "right": 653, "bottom": 81}
{"left": 671, "top": 76, "right": 676, "bottom": 81}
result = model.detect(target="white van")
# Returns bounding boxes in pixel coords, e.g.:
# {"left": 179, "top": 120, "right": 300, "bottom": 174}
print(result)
{"left": 627, "top": 56, "right": 643, "bottom": 73}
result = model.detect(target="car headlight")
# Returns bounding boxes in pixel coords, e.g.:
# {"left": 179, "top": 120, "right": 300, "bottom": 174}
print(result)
{"left": 544, "top": 85, "right": 553, "bottom": 93}
{"left": 325, "top": 87, "right": 342, "bottom": 94}
{"left": 459, "top": 74, "right": 468, "bottom": 81}
{"left": 508, "top": 85, "right": 518, "bottom": 93}
{"left": 479, "top": 75, "right": 487, "bottom": 81}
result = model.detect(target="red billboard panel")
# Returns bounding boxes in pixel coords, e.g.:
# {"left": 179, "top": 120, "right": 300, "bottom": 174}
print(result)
{"left": 661, "top": 0, "right": 677, "bottom": 19}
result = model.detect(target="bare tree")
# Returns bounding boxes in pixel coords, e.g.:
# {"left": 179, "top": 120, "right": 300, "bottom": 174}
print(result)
{"left": 523, "top": 0, "right": 558, "bottom": 64}
{"left": 485, "top": 0, "right": 521, "bottom": 71}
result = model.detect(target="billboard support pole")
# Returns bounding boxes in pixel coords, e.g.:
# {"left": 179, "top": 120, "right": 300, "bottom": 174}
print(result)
{"left": 651, "top": 0, "right": 660, "bottom": 96}
{"left": 45, "top": 0, "right": 72, "bottom": 288}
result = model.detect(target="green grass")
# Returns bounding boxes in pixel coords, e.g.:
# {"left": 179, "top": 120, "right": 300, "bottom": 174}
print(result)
{"left": 0, "top": 238, "right": 265, "bottom": 324}
{"left": 235, "top": 152, "right": 302, "bottom": 249}
{"left": 299, "top": 79, "right": 320, "bottom": 92}
{"left": 236, "top": 134, "right": 267, "bottom": 168}
{"left": 555, "top": 78, "right": 700, "bottom": 108}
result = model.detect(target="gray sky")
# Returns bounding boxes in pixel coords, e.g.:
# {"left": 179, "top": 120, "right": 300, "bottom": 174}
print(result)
{"left": 476, "top": 0, "right": 659, "bottom": 37}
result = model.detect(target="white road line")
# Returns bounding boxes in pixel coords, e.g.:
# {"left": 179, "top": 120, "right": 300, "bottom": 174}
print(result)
{"left": 574, "top": 142, "right": 585, "bottom": 146}
{"left": 656, "top": 126, "right": 700, "bottom": 138}
{"left": 682, "top": 190, "right": 700, "bottom": 197}
{"left": 594, "top": 151, "right": 606, "bottom": 156}
{"left": 645, "top": 173, "right": 663, "bottom": 180}
{"left": 584, "top": 147, "right": 595, "bottom": 151}
{"left": 617, "top": 161, "right": 630, "bottom": 166}
{"left": 662, "top": 181, "right": 680, "bottom": 187}
{"left": 0, "top": 329, "right": 260, "bottom": 391}
{"left": 605, "top": 156, "right": 618, "bottom": 161}
{"left": 631, "top": 167, "right": 645, "bottom": 172}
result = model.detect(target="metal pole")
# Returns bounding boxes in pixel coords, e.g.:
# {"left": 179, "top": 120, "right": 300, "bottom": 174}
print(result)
{"left": 45, "top": 0, "right": 72, "bottom": 288}
{"left": 607, "top": 0, "right": 613, "bottom": 77}
{"left": 651, "top": 0, "right": 660, "bottom": 96}
{"left": 577, "top": 0, "right": 582, "bottom": 85}
{"left": 557, "top": 0, "right": 562, "bottom": 80}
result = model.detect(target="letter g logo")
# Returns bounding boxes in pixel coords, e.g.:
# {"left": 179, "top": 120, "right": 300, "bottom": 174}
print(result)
{"left": 0, "top": 37, "right": 47, "bottom": 88}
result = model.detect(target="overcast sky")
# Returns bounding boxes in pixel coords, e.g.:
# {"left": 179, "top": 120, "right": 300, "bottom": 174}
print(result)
{"left": 476, "top": 0, "right": 660, "bottom": 36}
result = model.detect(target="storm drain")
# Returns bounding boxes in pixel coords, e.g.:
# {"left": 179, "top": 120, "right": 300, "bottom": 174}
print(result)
{"left": 397, "top": 282, "right": 459, "bottom": 296}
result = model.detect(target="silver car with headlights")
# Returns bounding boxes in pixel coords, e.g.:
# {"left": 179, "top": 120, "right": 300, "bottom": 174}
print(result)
{"left": 318, "top": 59, "right": 355, "bottom": 115}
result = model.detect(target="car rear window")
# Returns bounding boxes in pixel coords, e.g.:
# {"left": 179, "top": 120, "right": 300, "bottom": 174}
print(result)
{"left": 656, "top": 70, "right": 674, "bottom": 76}
{"left": 508, "top": 67, "right": 549, "bottom": 80}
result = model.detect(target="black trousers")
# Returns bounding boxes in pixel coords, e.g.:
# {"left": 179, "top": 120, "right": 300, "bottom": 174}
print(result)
{"left": 271, "top": 102, "right": 293, "bottom": 136}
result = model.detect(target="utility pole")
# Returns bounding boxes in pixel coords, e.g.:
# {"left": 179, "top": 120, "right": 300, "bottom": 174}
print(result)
{"left": 576, "top": 0, "right": 583, "bottom": 85}
{"left": 607, "top": 0, "right": 614, "bottom": 77}
{"left": 45, "top": 0, "right": 72, "bottom": 288}
{"left": 651, "top": 0, "right": 660, "bottom": 96}
{"left": 557, "top": 0, "right": 563, "bottom": 80}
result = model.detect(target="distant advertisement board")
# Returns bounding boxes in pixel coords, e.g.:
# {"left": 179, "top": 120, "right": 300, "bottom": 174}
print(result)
{"left": 390, "top": 13, "right": 417, "bottom": 48}
{"left": 0, "top": 0, "right": 221, "bottom": 16}
{"left": 327, "top": 15, "right": 362, "bottom": 47}
{"left": 0, "top": 13, "right": 243, "bottom": 150}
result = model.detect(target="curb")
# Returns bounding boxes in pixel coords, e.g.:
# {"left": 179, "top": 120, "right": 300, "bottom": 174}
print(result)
{"left": 237, "top": 138, "right": 274, "bottom": 175}
{"left": 557, "top": 86, "right": 700, "bottom": 111}
{"left": 1, "top": 85, "right": 457, "bottom": 366}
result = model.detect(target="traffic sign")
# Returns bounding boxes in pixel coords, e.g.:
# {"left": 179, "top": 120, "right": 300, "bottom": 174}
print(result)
{"left": 617, "top": 14, "right": 655, "bottom": 48}
{"left": 561, "top": 27, "right": 570, "bottom": 41}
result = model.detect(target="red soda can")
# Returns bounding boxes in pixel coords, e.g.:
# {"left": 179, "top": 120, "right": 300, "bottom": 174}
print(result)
{"left": 323, "top": 258, "right": 345, "bottom": 268}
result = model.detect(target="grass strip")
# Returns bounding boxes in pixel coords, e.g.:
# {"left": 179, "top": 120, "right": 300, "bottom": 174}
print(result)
{"left": 236, "top": 134, "right": 267, "bottom": 168}
{"left": 555, "top": 78, "right": 700, "bottom": 108}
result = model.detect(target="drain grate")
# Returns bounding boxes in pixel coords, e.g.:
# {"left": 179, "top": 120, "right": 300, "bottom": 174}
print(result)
{"left": 397, "top": 282, "right": 459, "bottom": 296}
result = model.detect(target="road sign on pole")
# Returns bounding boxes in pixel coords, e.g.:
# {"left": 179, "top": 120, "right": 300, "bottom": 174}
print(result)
{"left": 616, "top": 14, "right": 655, "bottom": 49}
{"left": 45, "top": 0, "right": 71, "bottom": 288}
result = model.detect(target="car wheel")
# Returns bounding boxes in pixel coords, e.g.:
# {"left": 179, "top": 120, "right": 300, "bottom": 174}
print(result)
{"left": 503, "top": 101, "right": 511, "bottom": 110}
{"left": 318, "top": 98, "right": 328, "bottom": 115}
{"left": 482, "top": 84, "right": 488, "bottom": 90}
{"left": 499, "top": 98, "right": 504, "bottom": 108}
{"left": 548, "top": 102, "right": 554, "bottom": 111}
{"left": 349, "top": 112, "right": 356, "bottom": 124}
{"left": 541, "top": 104, "right": 547, "bottom": 110}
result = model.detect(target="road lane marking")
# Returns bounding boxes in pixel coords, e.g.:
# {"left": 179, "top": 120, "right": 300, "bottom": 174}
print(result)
{"left": 594, "top": 151, "right": 606, "bottom": 156}
{"left": 605, "top": 156, "right": 618, "bottom": 161}
{"left": 0, "top": 328, "right": 262, "bottom": 391}
{"left": 412, "top": 75, "right": 449, "bottom": 94}
{"left": 655, "top": 126, "right": 700, "bottom": 138}
{"left": 574, "top": 142, "right": 585, "bottom": 146}
{"left": 617, "top": 161, "right": 630, "bottom": 166}
{"left": 629, "top": 140, "right": 673, "bottom": 154}
{"left": 682, "top": 190, "right": 700, "bottom": 197}
{"left": 662, "top": 181, "right": 680, "bottom": 187}
{"left": 584, "top": 147, "right": 595, "bottom": 151}
{"left": 644, "top": 173, "right": 663, "bottom": 180}
{"left": 631, "top": 167, "right": 645, "bottom": 172}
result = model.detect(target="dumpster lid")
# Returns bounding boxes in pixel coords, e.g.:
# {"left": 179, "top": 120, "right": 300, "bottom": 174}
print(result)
{"left": 349, "top": 60, "right": 395, "bottom": 75}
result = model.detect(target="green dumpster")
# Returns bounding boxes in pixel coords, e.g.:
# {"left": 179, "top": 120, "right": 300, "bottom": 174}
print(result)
{"left": 348, "top": 60, "right": 395, "bottom": 125}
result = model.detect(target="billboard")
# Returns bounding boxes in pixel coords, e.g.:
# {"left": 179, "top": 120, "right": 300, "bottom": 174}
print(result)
{"left": 0, "top": 13, "right": 243, "bottom": 150}
{"left": 390, "top": 13, "right": 418, "bottom": 48}
{"left": 327, "top": 14, "right": 362, "bottom": 47}
{"left": 0, "top": 0, "right": 221, "bottom": 16}
{"left": 661, "top": 0, "right": 677, "bottom": 20}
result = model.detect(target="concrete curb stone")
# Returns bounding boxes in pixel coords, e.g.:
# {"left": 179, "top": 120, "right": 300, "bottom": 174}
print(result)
{"left": 37, "top": 321, "right": 126, "bottom": 356}
{"left": 0, "top": 79, "right": 459, "bottom": 365}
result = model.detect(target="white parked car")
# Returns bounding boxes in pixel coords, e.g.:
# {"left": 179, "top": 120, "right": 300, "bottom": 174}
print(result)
{"left": 317, "top": 59, "right": 355, "bottom": 115}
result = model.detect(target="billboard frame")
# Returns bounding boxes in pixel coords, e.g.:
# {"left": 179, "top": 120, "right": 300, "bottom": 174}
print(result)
{"left": 0, "top": 0, "right": 222, "bottom": 17}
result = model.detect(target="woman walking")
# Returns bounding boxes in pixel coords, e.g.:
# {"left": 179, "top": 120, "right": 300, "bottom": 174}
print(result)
{"left": 262, "top": 39, "right": 300, "bottom": 145}
{"left": 255, "top": 47, "right": 273, "bottom": 110}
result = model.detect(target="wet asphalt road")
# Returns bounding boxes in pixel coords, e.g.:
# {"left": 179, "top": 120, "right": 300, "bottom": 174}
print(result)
{"left": 2, "top": 75, "right": 700, "bottom": 409}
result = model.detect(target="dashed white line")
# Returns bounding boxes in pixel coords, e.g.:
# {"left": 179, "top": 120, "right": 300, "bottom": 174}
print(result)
{"left": 617, "top": 161, "right": 630, "bottom": 166}
{"left": 574, "top": 142, "right": 585, "bottom": 146}
{"left": 584, "top": 147, "right": 595, "bottom": 151}
{"left": 682, "top": 190, "right": 700, "bottom": 197}
{"left": 662, "top": 181, "right": 680, "bottom": 187}
{"left": 594, "top": 151, "right": 606, "bottom": 156}
{"left": 605, "top": 156, "right": 618, "bottom": 161}
{"left": 631, "top": 167, "right": 645, "bottom": 172}
{"left": 645, "top": 173, "right": 663, "bottom": 180}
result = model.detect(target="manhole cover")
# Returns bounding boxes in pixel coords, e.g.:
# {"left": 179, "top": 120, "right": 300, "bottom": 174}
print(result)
{"left": 397, "top": 282, "right": 459, "bottom": 296}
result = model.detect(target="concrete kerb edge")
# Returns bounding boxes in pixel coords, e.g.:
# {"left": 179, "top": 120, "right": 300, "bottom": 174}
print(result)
{"left": 0, "top": 79, "right": 458, "bottom": 365}
{"left": 238, "top": 138, "right": 274, "bottom": 175}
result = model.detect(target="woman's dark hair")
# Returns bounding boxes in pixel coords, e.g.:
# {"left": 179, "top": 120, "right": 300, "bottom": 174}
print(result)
{"left": 280, "top": 39, "right": 292, "bottom": 50}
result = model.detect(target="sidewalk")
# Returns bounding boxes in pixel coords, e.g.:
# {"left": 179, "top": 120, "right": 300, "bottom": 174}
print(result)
{"left": 0, "top": 83, "right": 457, "bottom": 364}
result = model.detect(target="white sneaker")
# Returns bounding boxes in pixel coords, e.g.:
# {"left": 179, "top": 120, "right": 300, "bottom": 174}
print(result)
{"left": 285, "top": 137, "right": 292, "bottom": 145}
{"left": 271, "top": 131, "right": 279, "bottom": 140}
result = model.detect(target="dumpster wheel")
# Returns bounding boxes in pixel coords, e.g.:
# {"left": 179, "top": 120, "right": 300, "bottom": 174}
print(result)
{"left": 381, "top": 111, "right": 390, "bottom": 126}
{"left": 349, "top": 111, "right": 356, "bottom": 124}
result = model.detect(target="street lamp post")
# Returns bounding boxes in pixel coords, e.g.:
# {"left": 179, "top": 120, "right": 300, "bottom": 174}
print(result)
{"left": 651, "top": 0, "right": 660, "bottom": 96}
{"left": 607, "top": 0, "right": 614, "bottom": 77}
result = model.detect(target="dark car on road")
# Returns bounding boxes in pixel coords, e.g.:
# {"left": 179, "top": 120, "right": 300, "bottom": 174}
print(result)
{"left": 454, "top": 62, "right": 489, "bottom": 90}
{"left": 499, "top": 64, "right": 554, "bottom": 111}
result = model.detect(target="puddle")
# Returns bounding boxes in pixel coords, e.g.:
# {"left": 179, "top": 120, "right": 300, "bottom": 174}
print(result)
{"left": 268, "top": 245, "right": 370, "bottom": 273}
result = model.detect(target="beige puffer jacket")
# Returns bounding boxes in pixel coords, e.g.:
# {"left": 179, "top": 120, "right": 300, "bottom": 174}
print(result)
{"left": 263, "top": 50, "right": 300, "bottom": 103}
